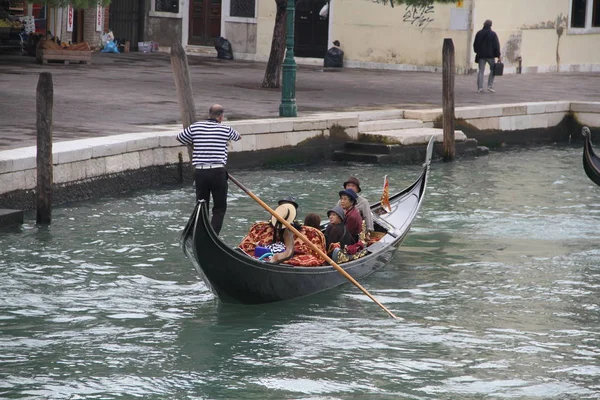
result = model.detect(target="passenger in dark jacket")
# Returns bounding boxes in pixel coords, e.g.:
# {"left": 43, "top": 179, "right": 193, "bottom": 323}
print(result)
{"left": 473, "top": 19, "right": 501, "bottom": 93}
{"left": 324, "top": 205, "right": 354, "bottom": 252}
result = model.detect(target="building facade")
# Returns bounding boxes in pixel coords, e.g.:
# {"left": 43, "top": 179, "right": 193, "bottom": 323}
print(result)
{"left": 138, "top": 0, "right": 600, "bottom": 74}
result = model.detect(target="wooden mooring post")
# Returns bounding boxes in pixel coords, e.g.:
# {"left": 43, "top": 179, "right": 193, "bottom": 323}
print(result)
{"left": 170, "top": 41, "right": 196, "bottom": 177}
{"left": 36, "top": 72, "right": 53, "bottom": 224}
{"left": 442, "top": 38, "right": 456, "bottom": 162}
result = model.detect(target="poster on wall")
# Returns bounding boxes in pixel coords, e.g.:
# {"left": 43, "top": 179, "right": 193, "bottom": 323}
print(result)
{"left": 450, "top": 8, "right": 468, "bottom": 30}
{"left": 96, "top": 4, "right": 103, "bottom": 32}
{"left": 67, "top": 4, "right": 74, "bottom": 32}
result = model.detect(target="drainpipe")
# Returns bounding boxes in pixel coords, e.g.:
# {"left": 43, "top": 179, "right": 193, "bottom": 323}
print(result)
{"left": 465, "top": 0, "right": 475, "bottom": 73}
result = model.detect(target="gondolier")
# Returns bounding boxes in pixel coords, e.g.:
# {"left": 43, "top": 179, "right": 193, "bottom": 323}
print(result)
{"left": 177, "top": 104, "right": 242, "bottom": 235}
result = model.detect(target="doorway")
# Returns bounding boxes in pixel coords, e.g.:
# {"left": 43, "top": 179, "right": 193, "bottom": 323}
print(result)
{"left": 109, "top": 0, "right": 142, "bottom": 49}
{"left": 295, "top": 0, "right": 329, "bottom": 58}
{"left": 189, "top": 0, "right": 221, "bottom": 46}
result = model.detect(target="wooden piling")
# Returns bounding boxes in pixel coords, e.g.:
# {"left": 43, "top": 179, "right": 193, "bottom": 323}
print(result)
{"left": 442, "top": 38, "right": 456, "bottom": 162}
{"left": 170, "top": 42, "right": 196, "bottom": 168}
{"left": 36, "top": 72, "right": 53, "bottom": 224}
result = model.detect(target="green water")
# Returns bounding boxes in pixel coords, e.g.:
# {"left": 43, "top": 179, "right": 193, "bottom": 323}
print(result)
{"left": 1, "top": 146, "right": 599, "bottom": 399}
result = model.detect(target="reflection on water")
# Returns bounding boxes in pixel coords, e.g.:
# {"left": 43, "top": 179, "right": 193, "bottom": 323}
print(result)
{"left": 1, "top": 146, "right": 599, "bottom": 399}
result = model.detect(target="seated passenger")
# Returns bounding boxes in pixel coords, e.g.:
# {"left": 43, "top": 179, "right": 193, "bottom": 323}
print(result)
{"left": 238, "top": 201, "right": 327, "bottom": 267}
{"left": 324, "top": 205, "right": 354, "bottom": 253}
{"left": 338, "top": 176, "right": 373, "bottom": 236}
{"left": 338, "top": 188, "right": 362, "bottom": 242}
{"left": 268, "top": 203, "right": 297, "bottom": 263}
{"left": 303, "top": 213, "right": 321, "bottom": 229}
{"left": 238, "top": 202, "right": 297, "bottom": 263}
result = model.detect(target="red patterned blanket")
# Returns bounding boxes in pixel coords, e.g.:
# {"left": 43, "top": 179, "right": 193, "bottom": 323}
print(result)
{"left": 239, "top": 222, "right": 327, "bottom": 267}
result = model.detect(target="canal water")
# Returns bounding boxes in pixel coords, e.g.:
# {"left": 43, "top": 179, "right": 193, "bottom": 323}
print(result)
{"left": 1, "top": 146, "right": 599, "bottom": 399}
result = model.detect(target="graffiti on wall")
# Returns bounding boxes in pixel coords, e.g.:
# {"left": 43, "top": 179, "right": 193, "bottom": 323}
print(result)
{"left": 370, "top": 1, "right": 436, "bottom": 32}
{"left": 370, "top": 0, "right": 400, "bottom": 7}
{"left": 403, "top": 4, "right": 435, "bottom": 31}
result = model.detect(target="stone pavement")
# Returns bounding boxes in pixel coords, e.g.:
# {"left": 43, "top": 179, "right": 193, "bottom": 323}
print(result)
{"left": 0, "top": 51, "right": 599, "bottom": 151}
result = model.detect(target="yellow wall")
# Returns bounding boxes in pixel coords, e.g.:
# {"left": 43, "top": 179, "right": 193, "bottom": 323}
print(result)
{"left": 256, "top": 0, "right": 277, "bottom": 56}
{"left": 255, "top": 0, "right": 470, "bottom": 70}
{"left": 332, "top": 0, "right": 469, "bottom": 69}
{"left": 252, "top": 0, "right": 599, "bottom": 73}
{"left": 474, "top": 0, "right": 600, "bottom": 70}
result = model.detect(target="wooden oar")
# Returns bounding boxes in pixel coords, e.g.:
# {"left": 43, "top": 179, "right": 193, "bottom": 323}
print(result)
{"left": 228, "top": 174, "right": 401, "bottom": 320}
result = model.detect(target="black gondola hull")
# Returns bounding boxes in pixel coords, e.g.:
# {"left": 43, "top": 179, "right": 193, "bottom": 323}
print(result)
{"left": 181, "top": 137, "right": 434, "bottom": 304}
{"left": 583, "top": 128, "right": 600, "bottom": 187}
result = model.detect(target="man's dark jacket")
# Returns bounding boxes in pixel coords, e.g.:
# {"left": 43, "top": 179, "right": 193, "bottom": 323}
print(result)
{"left": 473, "top": 26, "right": 500, "bottom": 60}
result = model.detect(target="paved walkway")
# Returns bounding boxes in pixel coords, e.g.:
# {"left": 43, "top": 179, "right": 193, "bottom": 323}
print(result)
{"left": 0, "top": 52, "right": 599, "bottom": 150}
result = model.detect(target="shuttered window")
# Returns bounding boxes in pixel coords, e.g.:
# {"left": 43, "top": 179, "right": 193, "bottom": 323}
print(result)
{"left": 230, "top": 0, "right": 255, "bottom": 18}
{"left": 155, "top": 0, "right": 178, "bottom": 13}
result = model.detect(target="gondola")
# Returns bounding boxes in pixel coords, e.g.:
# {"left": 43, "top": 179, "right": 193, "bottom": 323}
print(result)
{"left": 582, "top": 126, "right": 600, "bottom": 187}
{"left": 180, "top": 137, "right": 434, "bottom": 304}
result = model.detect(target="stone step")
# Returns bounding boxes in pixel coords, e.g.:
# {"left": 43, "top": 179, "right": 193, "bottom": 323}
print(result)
{"left": 359, "top": 127, "right": 467, "bottom": 145}
{"left": 0, "top": 209, "right": 23, "bottom": 229}
{"left": 186, "top": 45, "right": 217, "bottom": 56}
{"left": 344, "top": 141, "right": 397, "bottom": 154}
{"left": 334, "top": 139, "right": 487, "bottom": 164}
{"left": 358, "top": 118, "right": 424, "bottom": 132}
{"left": 331, "top": 151, "right": 389, "bottom": 164}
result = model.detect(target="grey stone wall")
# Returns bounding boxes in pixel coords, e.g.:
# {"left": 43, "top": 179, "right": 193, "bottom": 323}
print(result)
{"left": 144, "top": 16, "right": 182, "bottom": 48}
{"left": 223, "top": 21, "right": 257, "bottom": 54}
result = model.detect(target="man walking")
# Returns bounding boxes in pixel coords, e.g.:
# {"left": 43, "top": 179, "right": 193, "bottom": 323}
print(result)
{"left": 473, "top": 19, "right": 501, "bottom": 93}
{"left": 177, "top": 104, "right": 241, "bottom": 235}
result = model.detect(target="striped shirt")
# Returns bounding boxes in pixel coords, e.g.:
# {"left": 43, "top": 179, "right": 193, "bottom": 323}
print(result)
{"left": 176, "top": 119, "right": 241, "bottom": 166}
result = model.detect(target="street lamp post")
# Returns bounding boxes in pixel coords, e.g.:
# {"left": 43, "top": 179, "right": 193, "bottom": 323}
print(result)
{"left": 279, "top": 0, "right": 297, "bottom": 117}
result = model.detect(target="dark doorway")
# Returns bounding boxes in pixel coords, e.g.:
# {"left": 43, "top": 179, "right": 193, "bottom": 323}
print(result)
{"left": 71, "top": 9, "right": 83, "bottom": 44}
{"left": 109, "top": 0, "right": 142, "bottom": 49}
{"left": 295, "top": 0, "right": 328, "bottom": 58}
{"left": 189, "top": 0, "right": 221, "bottom": 46}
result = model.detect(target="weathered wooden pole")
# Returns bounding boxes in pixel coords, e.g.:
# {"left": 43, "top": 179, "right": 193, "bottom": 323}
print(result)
{"left": 442, "top": 38, "right": 456, "bottom": 162}
{"left": 36, "top": 72, "right": 53, "bottom": 224}
{"left": 170, "top": 42, "right": 197, "bottom": 128}
{"left": 170, "top": 41, "right": 195, "bottom": 169}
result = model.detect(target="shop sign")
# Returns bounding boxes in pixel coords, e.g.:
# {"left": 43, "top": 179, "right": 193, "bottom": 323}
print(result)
{"left": 96, "top": 4, "right": 103, "bottom": 32}
{"left": 67, "top": 4, "right": 74, "bottom": 32}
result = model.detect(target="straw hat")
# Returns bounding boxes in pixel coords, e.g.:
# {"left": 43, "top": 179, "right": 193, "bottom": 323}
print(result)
{"left": 271, "top": 203, "right": 297, "bottom": 227}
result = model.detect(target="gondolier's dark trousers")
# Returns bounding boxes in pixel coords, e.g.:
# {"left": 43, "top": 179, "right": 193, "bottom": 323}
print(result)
{"left": 194, "top": 167, "right": 228, "bottom": 235}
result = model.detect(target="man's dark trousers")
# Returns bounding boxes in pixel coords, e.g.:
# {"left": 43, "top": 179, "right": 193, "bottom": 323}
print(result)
{"left": 194, "top": 168, "right": 228, "bottom": 235}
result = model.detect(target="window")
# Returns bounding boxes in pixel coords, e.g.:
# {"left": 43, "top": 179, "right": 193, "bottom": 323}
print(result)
{"left": 571, "top": 0, "right": 587, "bottom": 27}
{"left": 155, "top": 0, "right": 179, "bottom": 13}
{"left": 149, "top": 0, "right": 182, "bottom": 18}
{"left": 230, "top": 0, "right": 255, "bottom": 18}
{"left": 569, "top": 0, "right": 600, "bottom": 31}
